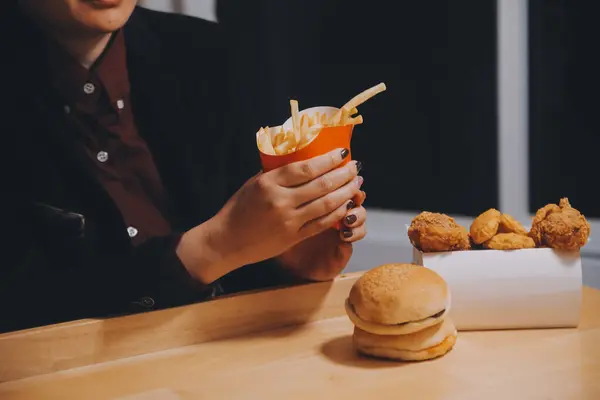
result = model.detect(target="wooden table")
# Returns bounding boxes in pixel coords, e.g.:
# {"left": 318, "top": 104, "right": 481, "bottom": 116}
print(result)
{"left": 1, "top": 273, "right": 599, "bottom": 400}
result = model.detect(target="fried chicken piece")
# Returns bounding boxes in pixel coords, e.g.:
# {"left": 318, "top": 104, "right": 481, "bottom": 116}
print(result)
{"left": 498, "top": 214, "right": 528, "bottom": 235}
{"left": 470, "top": 208, "right": 501, "bottom": 244}
{"left": 483, "top": 233, "right": 536, "bottom": 250}
{"left": 408, "top": 211, "right": 471, "bottom": 252}
{"left": 529, "top": 198, "right": 590, "bottom": 250}
{"left": 529, "top": 203, "right": 561, "bottom": 245}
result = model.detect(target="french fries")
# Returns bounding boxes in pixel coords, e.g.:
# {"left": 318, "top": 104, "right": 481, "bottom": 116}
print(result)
{"left": 331, "top": 82, "right": 387, "bottom": 125}
{"left": 256, "top": 82, "right": 386, "bottom": 155}
{"left": 290, "top": 100, "right": 301, "bottom": 143}
{"left": 257, "top": 127, "right": 275, "bottom": 155}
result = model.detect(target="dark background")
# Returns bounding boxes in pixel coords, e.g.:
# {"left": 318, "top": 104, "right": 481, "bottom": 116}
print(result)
{"left": 217, "top": 0, "right": 498, "bottom": 217}
{"left": 215, "top": 0, "right": 600, "bottom": 218}
{"left": 529, "top": 1, "right": 600, "bottom": 217}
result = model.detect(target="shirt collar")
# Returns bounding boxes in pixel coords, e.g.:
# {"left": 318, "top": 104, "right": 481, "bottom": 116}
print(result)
{"left": 44, "top": 29, "right": 130, "bottom": 112}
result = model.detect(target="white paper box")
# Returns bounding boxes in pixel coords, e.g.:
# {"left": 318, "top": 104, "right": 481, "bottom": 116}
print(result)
{"left": 412, "top": 247, "right": 582, "bottom": 331}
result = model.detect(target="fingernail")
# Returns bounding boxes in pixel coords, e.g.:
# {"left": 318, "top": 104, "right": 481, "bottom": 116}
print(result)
{"left": 342, "top": 228, "right": 354, "bottom": 238}
{"left": 346, "top": 200, "right": 355, "bottom": 210}
{"left": 355, "top": 161, "right": 363, "bottom": 173}
{"left": 345, "top": 214, "right": 357, "bottom": 225}
{"left": 340, "top": 148, "right": 350, "bottom": 159}
{"left": 356, "top": 176, "right": 364, "bottom": 188}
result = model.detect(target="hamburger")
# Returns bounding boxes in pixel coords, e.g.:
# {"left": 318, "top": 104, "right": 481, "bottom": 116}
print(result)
{"left": 344, "top": 263, "right": 457, "bottom": 361}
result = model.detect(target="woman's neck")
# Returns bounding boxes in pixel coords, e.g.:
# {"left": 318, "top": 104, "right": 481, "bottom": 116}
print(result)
{"left": 53, "top": 32, "right": 113, "bottom": 69}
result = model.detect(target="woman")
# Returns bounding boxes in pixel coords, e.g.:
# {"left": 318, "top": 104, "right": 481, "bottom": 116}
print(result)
{"left": 0, "top": 0, "right": 367, "bottom": 333}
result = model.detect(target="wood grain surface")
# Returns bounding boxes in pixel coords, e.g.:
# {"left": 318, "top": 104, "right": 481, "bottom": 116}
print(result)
{"left": 1, "top": 277, "right": 599, "bottom": 399}
{"left": 0, "top": 274, "right": 359, "bottom": 383}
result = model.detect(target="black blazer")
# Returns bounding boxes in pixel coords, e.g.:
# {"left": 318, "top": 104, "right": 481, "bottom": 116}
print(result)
{"left": 0, "top": 6, "right": 285, "bottom": 333}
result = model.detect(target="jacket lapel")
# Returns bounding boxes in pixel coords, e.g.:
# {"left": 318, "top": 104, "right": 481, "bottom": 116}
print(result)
{"left": 2, "top": 8, "right": 114, "bottom": 213}
{"left": 2, "top": 5, "right": 228, "bottom": 233}
{"left": 123, "top": 9, "right": 229, "bottom": 231}
{"left": 1, "top": 6, "right": 129, "bottom": 246}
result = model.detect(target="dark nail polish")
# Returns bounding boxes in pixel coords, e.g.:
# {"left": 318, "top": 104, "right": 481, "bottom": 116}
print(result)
{"left": 342, "top": 228, "right": 354, "bottom": 238}
{"left": 346, "top": 200, "right": 355, "bottom": 210}
{"left": 345, "top": 214, "right": 357, "bottom": 225}
{"left": 340, "top": 148, "right": 350, "bottom": 159}
{"left": 355, "top": 161, "right": 363, "bottom": 173}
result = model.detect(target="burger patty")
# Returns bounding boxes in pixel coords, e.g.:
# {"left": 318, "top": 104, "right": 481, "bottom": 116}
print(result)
{"left": 396, "top": 309, "right": 446, "bottom": 326}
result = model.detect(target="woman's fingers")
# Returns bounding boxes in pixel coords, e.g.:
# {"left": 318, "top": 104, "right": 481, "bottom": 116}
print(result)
{"left": 340, "top": 207, "right": 367, "bottom": 242}
{"left": 343, "top": 206, "right": 366, "bottom": 228}
{"left": 296, "top": 176, "right": 362, "bottom": 224}
{"left": 271, "top": 148, "right": 351, "bottom": 187}
{"left": 291, "top": 161, "right": 359, "bottom": 206}
{"left": 299, "top": 192, "right": 359, "bottom": 238}
{"left": 352, "top": 190, "right": 366, "bottom": 207}
{"left": 340, "top": 223, "right": 366, "bottom": 243}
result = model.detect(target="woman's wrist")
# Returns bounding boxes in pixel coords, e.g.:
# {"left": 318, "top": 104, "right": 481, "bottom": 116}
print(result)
{"left": 175, "top": 214, "right": 242, "bottom": 284}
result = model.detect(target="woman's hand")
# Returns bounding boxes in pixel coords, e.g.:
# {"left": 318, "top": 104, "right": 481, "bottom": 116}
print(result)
{"left": 276, "top": 188, "right": 368, "bottom": 282}
{"left": 340, "top": 190, "right": 367, "bottom": 243}
{"left": 178, "top": 148, "right": 361, "bottom": 283}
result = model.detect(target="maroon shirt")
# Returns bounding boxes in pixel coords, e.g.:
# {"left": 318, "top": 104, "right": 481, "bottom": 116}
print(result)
{"left": 44, "top": 30, "right": 172, "bottom": 246}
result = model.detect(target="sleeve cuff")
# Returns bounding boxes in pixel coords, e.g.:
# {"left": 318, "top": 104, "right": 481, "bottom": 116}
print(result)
{"left": 136, "top": 233, "right": 221, "bottom": 309}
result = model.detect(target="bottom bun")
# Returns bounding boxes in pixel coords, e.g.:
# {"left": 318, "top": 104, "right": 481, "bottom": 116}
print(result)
{"left": 353, "top": 318, "right": 457, "bottom": 362}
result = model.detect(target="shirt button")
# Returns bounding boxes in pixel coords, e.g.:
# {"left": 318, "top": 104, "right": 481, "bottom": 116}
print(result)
{"left": 64, "top": 105, "right": 71, "bottom": 114}
{"left": 116, "top": 99, "right": 125, "bottom": 110}
{"left": 127, "top": 226, "right": 138, "bottom": 238}
{"left": 83, "top": 82, "right": 96, "bottom": 94}
{"left": 132, "top": 296, "right": 155, "bottom": 310}
{"left": 96, "top": 151, "right": 109, "bottom": 163}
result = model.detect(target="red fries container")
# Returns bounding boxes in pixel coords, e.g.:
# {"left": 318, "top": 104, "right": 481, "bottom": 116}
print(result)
{"left": 257, "top": 106, "right": 354, "bottom": 172}
{"left": 256, "top": 106, "right": 355, "bottom": 230}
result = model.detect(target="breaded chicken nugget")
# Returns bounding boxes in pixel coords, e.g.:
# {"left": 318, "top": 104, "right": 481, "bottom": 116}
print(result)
{"left": 483, "top": 233, "right": 536, "bottom": 250}
{"left": 470, "top": 209, "right": 501, "bottom": 244}
{"left": 408, "top": 212, "right": 471, "bottom": 252}
{"left": 498, "top": 214, "right": 528, "bottom": 235}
